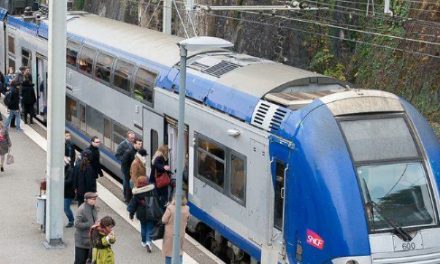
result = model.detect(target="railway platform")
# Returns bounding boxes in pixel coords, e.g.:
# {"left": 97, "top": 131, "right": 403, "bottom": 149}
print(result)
{"left": 0, "top": 103, "right": 221, "bottom": 264}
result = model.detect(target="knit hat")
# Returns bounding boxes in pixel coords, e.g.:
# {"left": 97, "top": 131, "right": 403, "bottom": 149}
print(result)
{"left": 84, "top": 192, "right": 98, "bottom": 200}
{"left": 136, "top": 176, "right": 148, "bottom": 188}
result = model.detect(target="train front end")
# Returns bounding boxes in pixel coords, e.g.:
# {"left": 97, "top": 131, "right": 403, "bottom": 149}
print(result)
{"left": 280, "top": 90, "right": 440, "bottom": 264}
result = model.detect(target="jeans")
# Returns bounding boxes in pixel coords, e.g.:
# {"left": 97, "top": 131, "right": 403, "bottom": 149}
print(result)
{"left": 4, "top": 110, "right": 21, "bottom": 129}
{"left": 64, "top": 198, "right": 74, "bottom": 223}
{"left": 141, "top": 221, "right": 155, "bottom": 243}
{"left": 165, "top": 256, "right": 183, "bottom": 264}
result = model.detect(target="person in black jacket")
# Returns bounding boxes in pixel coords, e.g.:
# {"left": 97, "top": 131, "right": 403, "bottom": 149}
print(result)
{"left": 64, "top": 163, "right": 75, "bottom": 227}
{"left": 86, "top": 136, "right": 103, "bottom": 179}
{"left": 20, "top": 78, "right": 36, "bottom": 124}
{"left": 73, "top": 150, "right": 97, "bottom": 206}
{"left": 65, "top": 131, "right": 76, "bottom": 167}
{"left": 121, "top": 138, "right": 143, "bottom": 202}
{"left": 127, "top": 176, "right": 155, "bottom": 252}
{"left": 149, "top": 144, "right": 171, "bottom": 208}
{"left": 4, "top": 82, "right": 22, "bottom": 131}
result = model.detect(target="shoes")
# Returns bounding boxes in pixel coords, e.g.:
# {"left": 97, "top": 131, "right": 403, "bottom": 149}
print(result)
{"left": 146, "top": 242, "right": 152, "bottom": 253}
{"left": 16, "top": 128, "right": 23, "bottom": 132}
{"left": 65, "top": 222, "right": 74, "bottom": 228}
{"left": 1, "top": 167, "right": 3, "bottom": 172}
{"left": 141, "top": 241, "right": 147, "bottom": 247}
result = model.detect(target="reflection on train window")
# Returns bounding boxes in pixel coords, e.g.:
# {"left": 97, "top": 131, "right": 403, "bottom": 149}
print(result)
{"left": 113, "top": 123, "right": 128, "bottom": 151}
{"left": 198, "top": 137, "right": 225, "bottom": 159}
{"left": 8, "top": 35, "right": 15, "bottom": 54}
{"left": 197, "top": 136, "right": 225, "bottom": 189}
{"left": 79, "top": 104, "right": 86, "bottom": 132}
{"left": 66, "top": 41, "right": 80, "bottom": 67}
{"left": 66, "top": 96, "right": 78, "bottom": 126}
{"left": 78, "top": 46, "right": 96, "bottom": 75}
{"left": 22, "top": 48, "right": 31, "bottom": 70}
{"left": 103, "top": 118, "right": 112, "bottom": 149}
{"left": 95, "top": 53, "right": 114, "bottom": 83}
{"left": 86, "top": 107, "right": 104, "bottom": 140}
{"left": 113, "top": 60, "right": 133, "bottom": 94}
{"left": 274, "top": 161, "right": 285, "bottom": 230}
{"left": 230, "top": 153, "right": 246, "bottom": 201}
{"left": 134, "top": 68, "right": 156, "bottom": 105}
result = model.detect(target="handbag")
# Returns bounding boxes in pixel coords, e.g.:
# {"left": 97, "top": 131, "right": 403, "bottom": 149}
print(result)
{"left": 155, "top": 170, "right": 170, "bottom": 188}
{"left": 6, "top": 152, "right": 14, "bottom": 165}
{"left": 151, "top": 223, "right": 165, "bottom": 240}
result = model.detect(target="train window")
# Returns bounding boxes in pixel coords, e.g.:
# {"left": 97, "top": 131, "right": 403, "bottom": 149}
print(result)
{"left": 8, "top": 35, "right": 15, "bottom": 54}
{"left": 340, "top": 117, "right": 418, "bottom": 162}
{"left": 151, "top": 129, "right": 158, "bottom": 162}
{"left": 95, "top": 53, "right": 114, "bottom": 83}
{"left": 274, "top": 161, "right": 285, "bottom": 230}
{"left": 22, "top": 48, "right": 31, "bottom": 69}
{"left": 134, "top": 68, "right": 156, "bottom": 105}
{"left": 86, "top": 106, "right": 104, "bottom": 139}
{"left": 113, "top": 123, "right": 128, "bottom": 151}
{"left": 66, "top": 41, "right": 80, "bottom": 67}
{"left": 103, "top": 118, "right": 112, "bottom": 149}
{"left": 230, "top": 153, "right": 246, "bottom": 202}
{"left": 66, "top": 96, "right": 78, "bottom": 126}
{"left": 79, "top": 104, "right": 86, "bottom": 132}
{"left": 196, "top": 136, "right": 225, "bottom": 189}
{"left": 112, "top": 60, "right": 134, "bottom": 94}
{"left": 78, "top": 46, "right": 96, "bottom": 75}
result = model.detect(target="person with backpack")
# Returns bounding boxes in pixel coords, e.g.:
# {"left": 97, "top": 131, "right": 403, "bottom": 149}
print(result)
{"left": 127, "top": 176, "right": 156, "bottom": 253}
{"left": 3, "top": 81, "right": 22, "bottom": 131}
{"left": 74, "top": 192, "right": 98, "bottom": 264}
{"left": 90, "top": 216, "right": 116, "bottom": 264}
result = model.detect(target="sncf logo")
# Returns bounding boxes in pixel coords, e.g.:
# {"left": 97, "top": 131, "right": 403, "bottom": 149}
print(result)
{"left": 306, "top": 229, "right": 325, "bottom": 250}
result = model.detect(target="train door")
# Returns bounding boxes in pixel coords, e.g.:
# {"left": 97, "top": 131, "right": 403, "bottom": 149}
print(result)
{"left": 165, "top": 116, "right": 188, "bottom": 174}
{"left": 36, "top": 54, "right": 47, "bottom": 121}
{"left": 6, "top": 31, "right": 16, "bottom": 71}
{"left": 142, "top": 107, "right": 164, "bottom": 173}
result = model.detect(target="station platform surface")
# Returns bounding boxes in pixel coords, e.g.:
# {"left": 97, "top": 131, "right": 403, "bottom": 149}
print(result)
{"left": 0, "top": 105, "right": 222, "bottom": 264}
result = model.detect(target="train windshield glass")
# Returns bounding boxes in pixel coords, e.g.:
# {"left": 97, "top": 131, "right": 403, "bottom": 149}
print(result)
{"left": 357, "top": 162, "right": 436, "bottom": 230}
{"left": 340, "top": 116, "right": 437, "bottom": 231}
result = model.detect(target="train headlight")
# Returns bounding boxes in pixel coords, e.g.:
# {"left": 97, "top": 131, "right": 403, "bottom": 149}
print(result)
{"left": 346, "top": 261, "right": 359, "bottom": 264}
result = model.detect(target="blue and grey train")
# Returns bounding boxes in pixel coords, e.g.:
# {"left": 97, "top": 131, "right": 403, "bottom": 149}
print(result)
{"left": 1, "top": 7, "right": 439, "bottom": 264}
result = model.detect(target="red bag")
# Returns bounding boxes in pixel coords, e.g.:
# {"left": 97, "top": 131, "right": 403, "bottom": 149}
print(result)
{"left": 155, "top": 170, "right": 170, "bottom": 188}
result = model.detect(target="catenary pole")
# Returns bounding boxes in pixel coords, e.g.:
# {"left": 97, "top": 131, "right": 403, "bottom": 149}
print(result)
{"left": 45, "top": 0, "right": 67, "bottom": 247}
{"left": 171, "top": 44, "right": 187, "bottom": 264}
{"left": 163, "top": 0, "right": 172, "bottom": 34}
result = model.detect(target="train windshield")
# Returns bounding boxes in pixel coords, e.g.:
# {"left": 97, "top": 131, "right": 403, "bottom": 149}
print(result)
{"left": 340, "top": 116, "right": 437, "bottom": 231}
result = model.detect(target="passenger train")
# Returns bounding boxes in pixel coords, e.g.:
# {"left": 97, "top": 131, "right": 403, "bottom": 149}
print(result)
{"left": 1, "top": 6, "right": 440, "bottom": 264}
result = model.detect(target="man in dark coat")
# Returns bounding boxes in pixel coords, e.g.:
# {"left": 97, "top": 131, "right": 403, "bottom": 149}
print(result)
{"left": 116, "top": 131, "right": 135, "bottom": 202}
{"left": 20, "top": 79, "right": 36, "bottom": 124}
{"left": 74, "top": 192, "right": 98, "bottom": 264}
{"left": 64, "top": 164, "right": 75, "bottom": 227}
{"left": 73, "top": 150, "right": 97, "bottom": 206}
{"left": 65, "top": 131, "right": 76, "bottom": 167}
{"left": 4, "top": 82, "right": 22, "bottom": 131}
{"left": 121, "top": 138, "right": 143, "bottom": 202}
{"left": 86, "top": 136, "right": 103, "bottom": 179}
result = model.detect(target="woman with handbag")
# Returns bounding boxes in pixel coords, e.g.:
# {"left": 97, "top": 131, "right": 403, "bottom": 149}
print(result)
{"left": 149, "top": 145, "right": 171, "bottom": 208}
{"left": 0, "top": 121, "right": 12, "bottom": 171}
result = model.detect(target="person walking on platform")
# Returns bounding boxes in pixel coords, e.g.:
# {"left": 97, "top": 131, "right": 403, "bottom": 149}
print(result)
{"left": 90, "top": 216, "right": 116, "bottom": 264}
{"left": 121, "top": 138, "right": 143, "bottom": 202}
{"left": 86, "top": 136, "right": 103, "bottom": 179}
{"left": 150, "top": 145, "right": 171, "bottom": 208}
{"left": 20, "top": 78, "right": 36, "bottom": 124}
{"left": 73, "top": 150, "right": 97, "bottom": 206}
{"left": 65, "top": 131, "right": 76, "bottom": 167}
{"left": 130, "top": 148, "right": 148, "bottom": 189}
{"left": 162, "top": 195, "right": 190, "bottom": 264}
{"left": 0, "top": 122, "right": 11, "bottom": 172}
{"left": 4, "top": 81, "right": 22, "bottom": 131}
{"left": 74, "top": 192, "right": 98, "bottom": 264}
{"left": 64, "top": 162, "right": 75, "bottom": 228}
{"left": 127, "top": 176, "right": 155, "bottom": 252}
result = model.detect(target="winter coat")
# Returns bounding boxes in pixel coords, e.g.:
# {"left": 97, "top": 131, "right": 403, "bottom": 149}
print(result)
{"left": 115, "top": 139, "right": 132, "bottom": 162}
{"left": 65, "top": 140, "right": 76, "bottom": 167}
{"left": 161, "top": 203, "right": 190, "bottom": 258}
{"left": 130, "top": 153, "right": 147, "bottom": 186}
{"left": 90, "top": 229, "right": 116, "bottom": 264}
{"left": 7, "top": 87, "right": 20, "bottom": 110}
{"left": 121, "top": 148, "right": 136, "bottom": 179}
{"left": 127, "top": 185, "right": 156, "bottom": 223}
{"left": 74, "top": 203, "right": 98, "bottom": 249}
{"left": 0, "top": 128, "right": 11, "bottom": 155}
{"left": 73, "top": 163, "right": 97, "bottom": 196}
{"left": 64, "top": 165, "right": 75, "bottom": 199}
{"left": 86, "top": 144, "right": 103, "bottom": 178}
{"left": 149, "top": 155, "right": 169, "bottom": 204}
{"left": 20, "top": 83, "right": 36, "bottom": 105}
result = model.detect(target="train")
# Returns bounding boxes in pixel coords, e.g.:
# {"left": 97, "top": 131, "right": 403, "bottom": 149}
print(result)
{"left": 1, "top": 5, "right": 440, "bottom": 264}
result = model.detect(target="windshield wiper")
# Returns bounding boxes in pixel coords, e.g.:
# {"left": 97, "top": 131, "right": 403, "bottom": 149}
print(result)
{"left": 362, "top": 179, "right": 412, "bottom": 242}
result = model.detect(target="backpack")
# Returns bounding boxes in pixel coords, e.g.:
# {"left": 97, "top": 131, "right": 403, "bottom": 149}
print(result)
{"left": 3, "top": 91, "right": 11, "bottom": 107}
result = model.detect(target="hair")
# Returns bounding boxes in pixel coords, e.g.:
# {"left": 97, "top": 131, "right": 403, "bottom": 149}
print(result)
{"left": 80, "top": 154, "right": 90, "bottom": 172}
{"left": 91, "top": 136, "right": 99, "bottom": 143}
{"left": 65, "top": 130, "right": 70, "bottom": 134}
{"left": 133, "top": 138, "right": 143, "bottom": 145}
{"left": 152, "top": 144, "right": 168, "bottom": 163}
{"left": 138, "top": 149, "right": 147, "bottom": 157}
{"left": 99, "top": 216, "right": 115, "bottom": 228}
{"left": 171, "top": 194, "right": 188, "bottom": 206}
{"left": 136, "top": 176, "right": 148, "bottom": 188}
{"left": 127, "top": 130, "right": 135, "bottom": 137}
